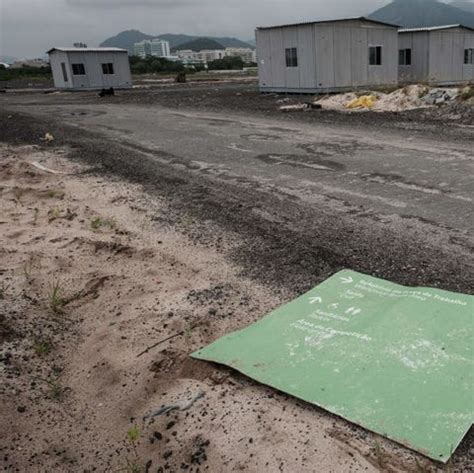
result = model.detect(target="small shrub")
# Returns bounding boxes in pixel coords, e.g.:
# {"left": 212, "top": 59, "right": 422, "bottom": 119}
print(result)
{"left": 32, "top": 208, "right": 39, "bottom": 225}
{"left": 47, "top": 208, "right": 60, "bottom": 223}
{"left": 460, "top": 87, "right": 474, "bottom": 101}
{"left": 13, "top": 187, "right": 25, "bottom": 204}
{"left": 123, "top": 426, "right": 142, "bottom": 472}
{"left": 47, "top": 189, "right": 65, "bottom": 199}
{"left": 33, "top": 339, "right": 51, "bottom": 355}
{"left": 90, "top": 216, "right": 116, "bottom": 230}
{"left": 48, "top": 280, "right": 64, "bottom": 314}
{"left": 0, "top": 281, "right": 9, "bottom": 299}
{"left": 23, "top": 258, "right": 34, "bottom": 282}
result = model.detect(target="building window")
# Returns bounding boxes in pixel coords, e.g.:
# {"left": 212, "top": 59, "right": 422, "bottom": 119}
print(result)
{"left": 102, "top": 63, "right": 115, "bottom": 74}
{"left": 464, "top": 49, "right": 474, "bottom": 65}
{"left": 72, "top": 63, "right": 85, "bottom": 75}
{"left": 285, "top": 48, "right": 298, "bottom": 68}
{"left": 399, "top": 48, "right": 412, "bottom": 66}
{"left": 61, "top": 62, "right": 68, "bottom": 82}
{"left": 369, "top": 46, "right": 382, "bottom": 66}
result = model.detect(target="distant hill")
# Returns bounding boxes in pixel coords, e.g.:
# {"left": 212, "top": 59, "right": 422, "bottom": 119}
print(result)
{"left": 0, "top": 55, "right": 17, "bottom": 65}
{"left": 172, "top": 38, "right": 224, "bottom": 52}
{"left": 100, "top": 30, "right": 155, "bottom": 53}
{"left": 100, "top": 30, "right": 253, "bottom": 54}
{"left": 369, "top": 0, "right": 474, "bottom": 28}
{"left": 450, "top": 1, "right": 474, "bottom": 13}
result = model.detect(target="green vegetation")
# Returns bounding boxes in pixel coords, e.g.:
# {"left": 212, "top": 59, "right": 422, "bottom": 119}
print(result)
{"left": 129, "top": 56, "right": 185, "bottom": 74}
{"left": 33, "top": 339, "right": 52, "bottom": 356}
{"left": 123, "top": 426, "right": 141, "bottom": 473}
{"left": 23, "top": 258, "right": 34, "bottom": 282}
{"left": 0, "top": 65, "right": 52, "bottom": 82}
{"left": 90, "top": 216, "right": 117, "bottom": 230}
{"left": 460, "top": 86, "right": 474, "bottom": 101}
{"left": 208, "top": 56, "right": 245, "bottom": 70}
{"left": 48, "top": 280, "right": 64, "bottom": 314}
{"left": 47, "top": 189, "right": 65, "bottom": 199}
{"left": 0, "top": 281, "right": 9, "bottom": 299}
{"left": 47, "top": 208, "right": 61, "bottom": 223}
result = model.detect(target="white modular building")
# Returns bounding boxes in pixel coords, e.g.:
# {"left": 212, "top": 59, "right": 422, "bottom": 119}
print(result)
{"left": 398, "top": 25, "right": 474, "bottom": 85}
{"left": 256, "top": 17, "right": 399, "bottom": 93}
{"left": 47, "top": 47, "right": 132, "bottom": 90}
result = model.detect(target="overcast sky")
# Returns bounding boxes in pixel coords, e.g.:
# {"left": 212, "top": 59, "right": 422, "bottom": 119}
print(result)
{"left": 2, "top": 0, "right": 396, "bottom": 58}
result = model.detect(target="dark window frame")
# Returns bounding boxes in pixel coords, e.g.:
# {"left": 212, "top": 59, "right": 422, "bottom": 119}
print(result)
{"left": 399, "top": 48, "right": 412, "bottom": 66}
{"left": 72, "top": 63, "right": 86, "bottom": 75}
{"left": 369, "top": 45, "right": 383, "bottom": 66}
{"left": 464, "top": 48, "right": 474, "bottom": 65}
{"left": 101, "top": 63, "right": 115, "bottom": 75}
{"left": 285, "top": 47, "right": 298, "bottom": 68}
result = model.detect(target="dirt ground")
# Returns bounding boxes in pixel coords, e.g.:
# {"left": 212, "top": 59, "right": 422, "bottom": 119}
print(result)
{"left": 2, "top": 143, "right": 471, "bottom": 473}
{"left": 0, "top": 83, "right": 473, "bottom": 472}
{"left": 0, "top": 144, "right": 382, "bottom": 472}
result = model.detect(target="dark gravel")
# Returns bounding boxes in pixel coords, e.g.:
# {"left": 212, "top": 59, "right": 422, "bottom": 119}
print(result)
{"left": 0, "top": 109, "right": 472, "bottom": 299}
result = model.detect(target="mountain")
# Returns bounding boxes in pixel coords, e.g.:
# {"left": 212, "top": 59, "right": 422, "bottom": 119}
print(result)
{"left": 100, "top": 31, "right": 253, "bottom": 54}
{"left": 100, "top": 29, "right": 155, "bottom": 53}
{"left": 450, "top": 1, "right": 474, "bottom": 13}
{"left": 172, "top": 38, "right": 224, "bottom": 52}
{"left": 369, "top": 0, "right": 474, "bottom": 28}
{"left": 0, "top": 55, "right": 16, "bottom": 65}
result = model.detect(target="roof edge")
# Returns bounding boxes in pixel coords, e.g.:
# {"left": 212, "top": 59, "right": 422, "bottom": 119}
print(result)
{"left": 47, "top": 47, "right": 128, "bottom": 54}
{"left": 399, "top": 24, "right": 474, "bottom": 33}
{"left": 256, "top": 16, "right": 400, "bottom": 31}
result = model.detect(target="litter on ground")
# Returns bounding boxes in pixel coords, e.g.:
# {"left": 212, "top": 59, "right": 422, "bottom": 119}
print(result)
{"left": 345, "top": 95, "right": 376, "bottom": 109}
{"left": 277, "top": 85, "right": 465, "bottom": 113}
{"left": 193, "top": 269, "right": 473, "bottom": 463}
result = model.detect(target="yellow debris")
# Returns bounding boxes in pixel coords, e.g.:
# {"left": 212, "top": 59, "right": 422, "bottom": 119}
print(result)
{"left": 41, "top": 132, "right": 54, "bottom": 143}
{"left": 345, "top": 95, "right": 377, "bottom": 109}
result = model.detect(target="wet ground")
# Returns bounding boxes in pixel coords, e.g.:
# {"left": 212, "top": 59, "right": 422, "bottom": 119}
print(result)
{"left": 0, "top": 82, "right": 473, "bottom": 471}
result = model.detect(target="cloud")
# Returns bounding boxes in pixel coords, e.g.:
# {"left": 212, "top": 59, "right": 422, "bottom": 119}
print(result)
{"left": 65, "top": 0, "right": 210, "bottom": 7}
{"left": 2, "top": 0, "right": 389, "bottom": 58}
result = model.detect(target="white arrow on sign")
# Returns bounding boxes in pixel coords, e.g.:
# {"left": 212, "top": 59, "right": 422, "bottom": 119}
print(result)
{"left": 309, "top": 296, "right": 322, "bottom": 304}
{"left": 340, "top": 276, "right": 353, "bottom": 284}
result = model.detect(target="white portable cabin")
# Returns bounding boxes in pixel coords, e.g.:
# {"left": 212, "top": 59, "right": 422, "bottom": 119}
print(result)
{"left": 398, "top": 25, "right": 474, "bottom": 86}
{"left": 47, "top": 47, "right": 132, "bottom": 90}
{"left": 255, "top": 17, "right": 399, "bottom": 93}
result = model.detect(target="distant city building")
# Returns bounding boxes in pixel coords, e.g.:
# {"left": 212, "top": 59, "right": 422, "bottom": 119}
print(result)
{"left": 176, "top": 47, "right": 256, "bottom": 66}
{"left": 175, "top": 50, "right": 207, "bottom": 65}
{"left": 200, "top": 49, "right": 225, "bottom": 62}
{"left": 10, "top": 58, "right": 49, "bottom": 69}
{"left": 224, "top": 47, "right": 256, "bottom": 64}
{"left": 133, "top": 39, "right": 171, "bottom": 58}
{"left": 73, "top": 42, "right": 88, "bottom": 48}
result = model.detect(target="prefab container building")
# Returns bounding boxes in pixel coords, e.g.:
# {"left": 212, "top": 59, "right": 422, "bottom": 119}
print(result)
{"left": 47, "top": 47, "right": 132, "bottom": 90}
{"left": 398, "top": 25, "right": 474, "bottom": 85}
{"left": 255, "top": 17, "right": 399, "bottom": 93}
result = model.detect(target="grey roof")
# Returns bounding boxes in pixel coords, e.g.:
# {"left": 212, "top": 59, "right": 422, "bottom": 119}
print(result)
{"left": 256, "top": 16, "right": 399, "bottom": 31}
{"left": 47, "top": 47, "right": 128, "bottom": 54}
{"left": 399, "top": 24, "right": 474, "bottom": 33}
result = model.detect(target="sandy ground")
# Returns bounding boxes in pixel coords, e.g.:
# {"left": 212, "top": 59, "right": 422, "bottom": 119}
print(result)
{"left": 2, "top": 143, "right": 470, "bottom": 473}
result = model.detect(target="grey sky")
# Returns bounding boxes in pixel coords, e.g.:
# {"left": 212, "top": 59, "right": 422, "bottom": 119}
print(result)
{"left": 3, "top": 0, "right": 391, "bottom": 58}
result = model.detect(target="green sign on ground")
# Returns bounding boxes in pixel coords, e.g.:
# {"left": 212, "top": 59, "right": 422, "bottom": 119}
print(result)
{"left": 192, "top": 270, "right": 473, "bottom": 462}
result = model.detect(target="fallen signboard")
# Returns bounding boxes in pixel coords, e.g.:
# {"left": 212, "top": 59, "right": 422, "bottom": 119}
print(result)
{"left": 192, "top": 270, "right": 473, "bottom": 462}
